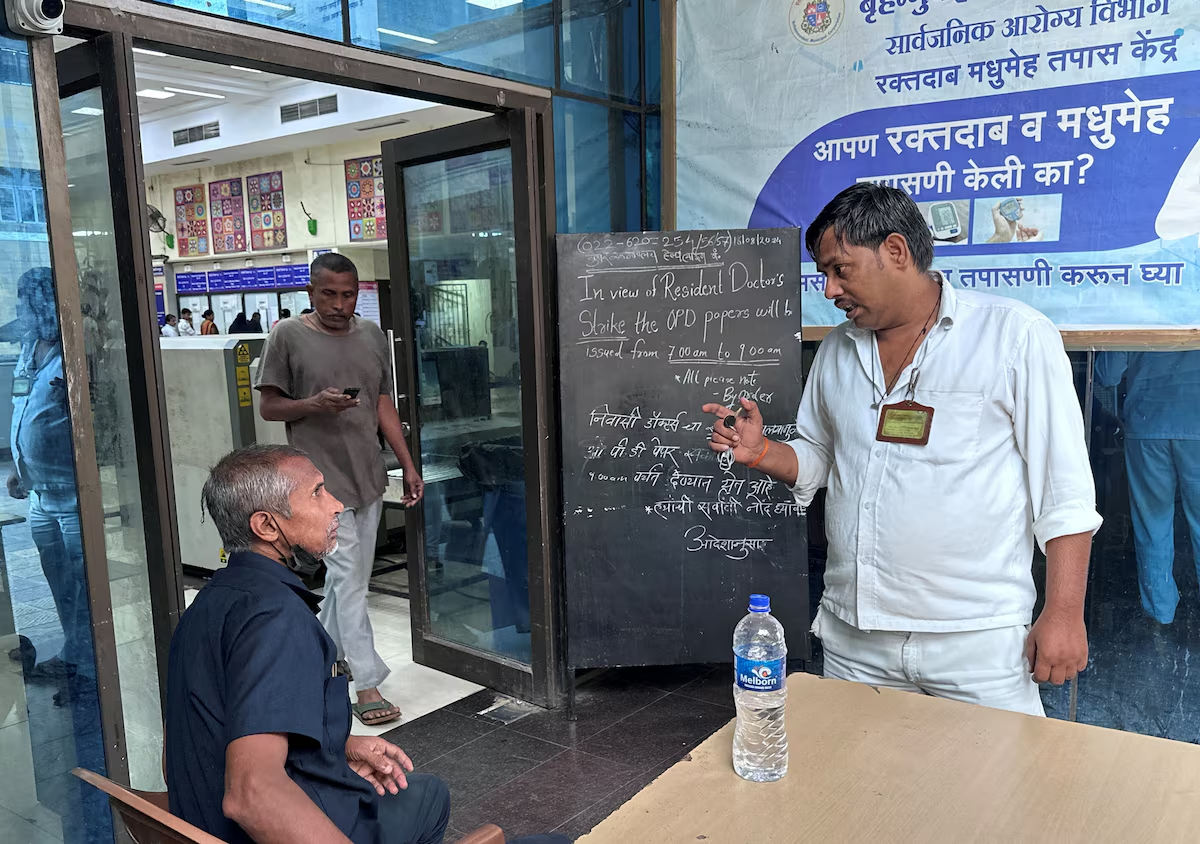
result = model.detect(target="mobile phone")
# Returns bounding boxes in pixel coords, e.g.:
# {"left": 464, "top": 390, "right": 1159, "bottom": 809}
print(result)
{"left": 343, "top": 387, "right": 360, "bottom": 399}
{"left": 999, "top": 199, "right": 1021, "bottom": 222}
{"left": 928, "top": 202, "right": 961, "bottom": 240}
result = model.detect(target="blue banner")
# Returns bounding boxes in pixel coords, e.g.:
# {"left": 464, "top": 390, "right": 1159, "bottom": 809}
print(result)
{"left": 678, "top": 0, "right": 1200, "bottom": 326}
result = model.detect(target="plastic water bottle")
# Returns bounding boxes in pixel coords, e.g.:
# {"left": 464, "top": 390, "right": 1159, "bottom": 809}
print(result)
{"left": 732, "top": 593, "right": 788, "bottom": 782}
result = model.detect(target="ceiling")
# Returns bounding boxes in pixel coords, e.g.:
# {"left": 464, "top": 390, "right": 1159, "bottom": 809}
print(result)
{"left": 52, "top": 39, "right": 486, "bottom": 174}
{"left": 131, "top": 50, "right": 309, "bottom": 121}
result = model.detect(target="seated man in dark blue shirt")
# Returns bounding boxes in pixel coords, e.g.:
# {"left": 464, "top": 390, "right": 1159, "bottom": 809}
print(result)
{"left": 165, "top": 444, "right": 449, "bottom": 844}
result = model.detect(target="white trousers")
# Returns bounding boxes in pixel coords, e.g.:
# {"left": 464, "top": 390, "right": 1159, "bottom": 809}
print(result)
{"left": 318, "top": 497, "right": 390, "bottom": 690}
{"left": 812, "top": 606, "right": 1045, "bottom": 717}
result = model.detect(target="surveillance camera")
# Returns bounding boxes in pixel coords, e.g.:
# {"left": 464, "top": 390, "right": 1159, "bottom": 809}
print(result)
{"left": 4, "top": 0, "right": 64, "bottom": 37}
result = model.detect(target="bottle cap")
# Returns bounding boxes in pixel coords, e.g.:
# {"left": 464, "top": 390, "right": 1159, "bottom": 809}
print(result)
{"left": 748, "top": 594, "right": 770, "bottom": 612}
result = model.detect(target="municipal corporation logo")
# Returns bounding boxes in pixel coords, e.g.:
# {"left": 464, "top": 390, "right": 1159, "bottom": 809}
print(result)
{"left": 789, "top": 0, "right": 843, "bottom": 46}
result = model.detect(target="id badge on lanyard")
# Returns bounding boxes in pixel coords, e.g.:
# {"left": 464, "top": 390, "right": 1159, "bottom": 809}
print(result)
{"left": 12, "top": 376, "right": 31, "bottom": 397}
{"left": 876, "top": 368, "right": 934, "bottom": 446}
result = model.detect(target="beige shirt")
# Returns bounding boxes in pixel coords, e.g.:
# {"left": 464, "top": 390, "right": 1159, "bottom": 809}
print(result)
{"left": 254, "top": 316, "right": 391, "bottom": 510}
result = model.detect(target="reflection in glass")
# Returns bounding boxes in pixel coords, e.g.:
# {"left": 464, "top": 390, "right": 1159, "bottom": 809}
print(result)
{"left": 404, "top": 148, "right": 531, "bottom": 662}
{"left": 644, "top": 0, "right": 661, "bottom": 106}
{"left": 553, "top": 97, "right": 642, "bottom": 233}
{"left": 156, "top": 0, "right": 342, "bottom": 42}
{"left": 645, "top": 112, "right": 661, "bottom": 231}
{"left": 560, "top": 0, "right": 641, "bottom": 103}
{"left": 0, "top": 34, "right": 112, "bottom": 843}
{"left": 352, "top": 0, "right": 554, "bottom": 87}
{"left": 61, "top": 89, "right": 165, "bottom": 790}
{"left": 1080, "top": 350, "right": 1200, "bottom": 740}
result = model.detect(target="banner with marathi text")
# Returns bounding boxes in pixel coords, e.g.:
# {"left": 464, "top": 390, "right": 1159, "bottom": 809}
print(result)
{"left": 677, "top": 0, "right": 1200, "bottom": 326}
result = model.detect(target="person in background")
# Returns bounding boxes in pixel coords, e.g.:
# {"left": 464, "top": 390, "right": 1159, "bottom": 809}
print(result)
{"left": 201, "top": 309, "right": 219, "bottom": 335}
{"left": 178, "top": 308, "right": 198, "bottom": 336}
{"left": 7, "top": 266, "right": 110, "bottom": 844}
{"left": 706, "top": 183, "right": 1100, "bottom": 715}
{"left": 8, "top": 266, "right": 97, "bottom": 689}
{"left": 160, "top": 314, "right": 180, "bottom": 337}
{"left": 229, "top": 312, "right": 250, "bottom": 334}
{"left": 272, "top": 308, "right": 291, "bottom": 330}
{"left": 255, "top": 254, "right": 422, "bottom": 726}
{"left": 249, "top": 312, "right": 264, "bottom": 334}
{"left": 1095, "top": 351, "right": 1200, "bottom": 625}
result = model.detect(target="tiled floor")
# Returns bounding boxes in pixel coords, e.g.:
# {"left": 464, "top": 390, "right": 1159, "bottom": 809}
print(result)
{"left": 380, "top": 664, "right": 739, "bottom": 842}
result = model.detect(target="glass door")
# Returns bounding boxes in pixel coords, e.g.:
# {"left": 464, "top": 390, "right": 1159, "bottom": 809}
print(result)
{"left": 382, "top": 111, "right": 564, "bottom": 706}
{"left": 54, "top": 33, "right": 183, "bottom": 792}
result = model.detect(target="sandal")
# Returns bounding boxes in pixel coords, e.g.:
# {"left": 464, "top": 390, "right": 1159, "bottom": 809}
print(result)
{"left": 352, "top": 699, "right": 402, "bottom": 726}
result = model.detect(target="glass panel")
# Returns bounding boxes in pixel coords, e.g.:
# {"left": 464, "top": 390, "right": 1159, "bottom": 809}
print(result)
{"left": 279, "top": 290, "right": 309, "bottom": 321}
{"left": 645, "top": 112, "right": 661, "bottom": 231}
{"left": 352, "top": 0, "right": 554, "bottom": 88}
{"left": 242, "top": 292, "right": 279, "bottom": 331}
{"left": 61, "top": 87, "right": 167, "bottom": 792}
{"left": 1078, "top": 350, "right": 1200, "bottom": 740}
{"left": 154, "top": 0, "right": 341, "bottom": 42}
{"left": 553, "top": 97, "right": 641, "bottom": 233}
{"left": 177, "top": 295, "right": 210, "bottom": 332}
{"left": 402, "top": 148, "right": 530, "bottom": 663}
{"left": 0, "top": 32, "right": 113, "bottom": 842}
{"left": 560, "top": 0, "right": 641, "bottom": 104}
{"left": 644, "top": 0, "right": 661, "bottom": 106}
{"left": 211, "top": 293, "right": 243, "bottom": 334}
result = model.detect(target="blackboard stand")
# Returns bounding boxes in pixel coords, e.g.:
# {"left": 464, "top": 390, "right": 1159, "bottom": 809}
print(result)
{"left": 556, "top": 229, "right": 810, "bottom": 671}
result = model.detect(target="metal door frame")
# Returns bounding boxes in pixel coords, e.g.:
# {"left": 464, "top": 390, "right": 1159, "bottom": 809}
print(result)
{"left": 53, "top": 0, "right": 567, "bottom": 708}
{"left": 382, "top": 111, "right": 566, "bottom": 708}
{"left": 54, "top": 33, "right": 186, "bottom": 722}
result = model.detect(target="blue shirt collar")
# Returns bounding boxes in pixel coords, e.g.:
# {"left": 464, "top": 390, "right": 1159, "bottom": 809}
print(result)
{"left": 226, "top": 551, "right": 323, "bottom": 612}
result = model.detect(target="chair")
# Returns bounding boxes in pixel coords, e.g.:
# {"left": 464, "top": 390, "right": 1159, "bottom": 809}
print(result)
{"left": 73, "top": 768, "right": 505, "bottom": 844}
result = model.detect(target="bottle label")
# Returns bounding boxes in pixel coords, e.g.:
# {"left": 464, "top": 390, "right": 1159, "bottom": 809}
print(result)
{"left": 734, "top": 654, "right": 785, "bottom": 692}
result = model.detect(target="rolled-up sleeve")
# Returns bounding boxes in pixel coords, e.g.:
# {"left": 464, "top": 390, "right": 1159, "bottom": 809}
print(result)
{"left": 253, "top": 324, "right": 293, "bottom": 397}
{"left": 786, "top": 344, "right": 834, "bottom": 509}
{"left": 1010, "top": 317, "right": 1103, "bottom": 551}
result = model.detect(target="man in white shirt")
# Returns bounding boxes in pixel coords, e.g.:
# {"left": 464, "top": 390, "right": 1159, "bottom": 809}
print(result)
{"left": 160, "top": 315, "right": 179, "bottom": 338}
{"left": 178, "top": 308, "right": 198, "bottom": 336}
{"left": 705, "top": 184, "right": 1101, "bottom": 716}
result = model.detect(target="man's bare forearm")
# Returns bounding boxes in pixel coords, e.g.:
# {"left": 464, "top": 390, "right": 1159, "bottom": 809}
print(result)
{"left": 259, "top": 391, "right": 315, "bottom": 422}
{"left": 1043, "top": 532, "right": 1092, "bottom": 617}
{"left": 739, "top": 439, "right": 799, "bottom": 487}
{"left": 225, "top": 771, "right": 350, "bottom": 844}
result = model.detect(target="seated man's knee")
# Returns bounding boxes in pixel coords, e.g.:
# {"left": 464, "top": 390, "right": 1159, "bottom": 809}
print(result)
{"left": 408, "top": 773, "right": 450, "bottom": 818}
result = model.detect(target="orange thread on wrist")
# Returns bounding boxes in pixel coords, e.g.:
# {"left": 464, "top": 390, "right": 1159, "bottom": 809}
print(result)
{"left": 745, "top": 439, "right": 770, "bottom": 470}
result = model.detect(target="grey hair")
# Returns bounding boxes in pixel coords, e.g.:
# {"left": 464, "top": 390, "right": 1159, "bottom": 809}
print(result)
{"left": 202, "top": 444, "right": 310, "bottom": 553}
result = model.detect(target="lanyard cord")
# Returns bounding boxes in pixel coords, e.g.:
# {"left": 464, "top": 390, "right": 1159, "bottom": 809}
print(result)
{"left": 870, "top": 282, "right": 943, "bottom": 409}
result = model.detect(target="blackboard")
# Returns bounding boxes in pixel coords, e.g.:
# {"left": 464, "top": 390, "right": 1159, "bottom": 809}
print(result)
{"left": 557, "top": 229, "right": 810, "bottom": 669}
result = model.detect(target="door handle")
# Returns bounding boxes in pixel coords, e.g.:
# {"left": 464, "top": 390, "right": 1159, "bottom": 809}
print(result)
{"left": 387, "top": 329, "right": 400, "bottom": 403}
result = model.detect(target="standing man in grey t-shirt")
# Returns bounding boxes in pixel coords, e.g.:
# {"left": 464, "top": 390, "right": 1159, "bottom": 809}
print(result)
{"left": 255, "top": 253, "right": 423, "bottom": 726}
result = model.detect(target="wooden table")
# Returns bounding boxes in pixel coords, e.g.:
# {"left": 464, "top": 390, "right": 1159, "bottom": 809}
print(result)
{"left": 579, "top": 674, "right": 1200, "bottom": 843}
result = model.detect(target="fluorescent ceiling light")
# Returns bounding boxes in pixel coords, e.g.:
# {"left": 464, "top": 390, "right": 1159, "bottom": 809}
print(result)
{"left": 230, "top": 65, "right": 263, "bottom": 73}
{"left": 137, "top": 89, "right": 176, "bottom": 99}
{"left": 244, "top": 0, "right": 294, "bottom": 10}
{"left": 377, "top": 27, "right": 438, "bottom": 45}
{"left": 356, "top": 117, "right": 410, "bottom": 131}
{"left": 71, "top": 106, "right": 104, "bottom": 116}
{"left": 132, "top": 47, "right": 167, "bottom": 57}
{"left": 467, "top": 0, "right": 523, "bottom": 8}
{"left": 163, "top": 86, "right": 226, "bottom": 100}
